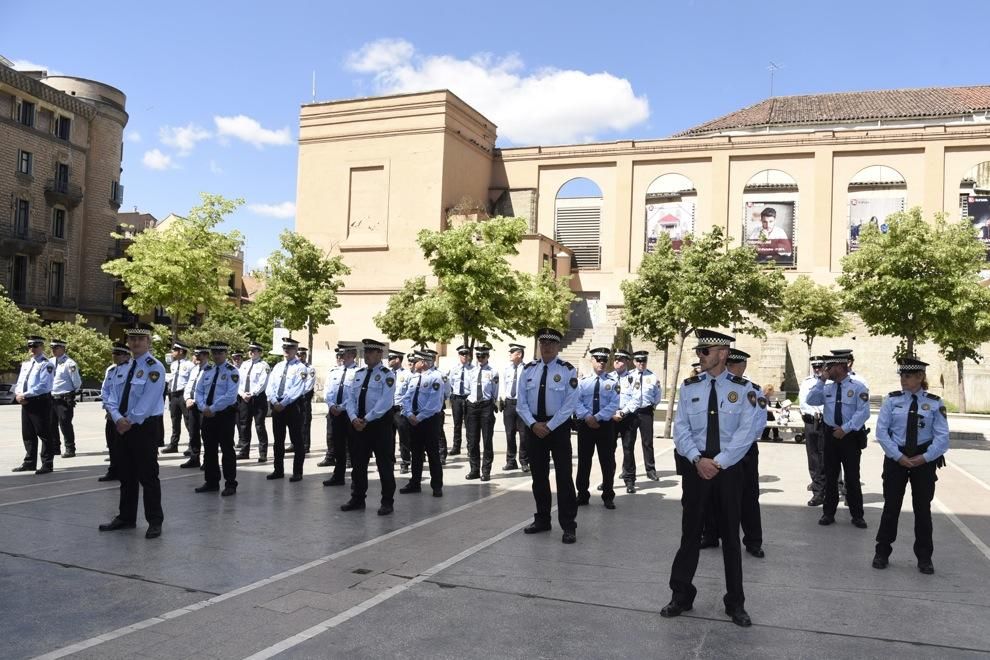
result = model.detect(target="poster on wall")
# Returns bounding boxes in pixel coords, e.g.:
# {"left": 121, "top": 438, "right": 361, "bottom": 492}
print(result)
{"left": 847, "top": 197, "right": 904, "bottom": 252}
{"left": 744, "top": 201, "right": 795, "bottom": 266}
{"left": 645, "top": 202, "right": 694, "bottom": 253}
{"left": 962, "top": 194, "right": 990, "bottom": 261}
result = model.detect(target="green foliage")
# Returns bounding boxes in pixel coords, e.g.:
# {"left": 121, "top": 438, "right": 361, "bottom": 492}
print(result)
{"left": 208, "top": 301, "right": 272, "bottom": 348}
{"left": 102, "top": 193, "right": 244, "bottom": 340}
{"left": 45, "top": 315, "right": 113, "bottom": 383}
{"left": 838, "top": 207, "right": 986, "bottom": 356}
{"left": 180, "top": 318, "right": 250, "bottom": 354}
{"left": 0, "top": 286, "right": 42, "bottom": 370}
{"left": 512, "top": 268, "right": 576, "bottom": 337}
{"left": 772, "top": 275, "right": 853, "bottom": 351}
{"left": 374, "top": 277, "right": 453, "bottom": 347}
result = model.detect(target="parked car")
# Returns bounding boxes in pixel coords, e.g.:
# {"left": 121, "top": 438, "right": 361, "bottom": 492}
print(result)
{"left": 0, "top": 383, "right": 15, "bottom": 405}
{"left": 79, "top": 389, "right": 102, "bottom": 403}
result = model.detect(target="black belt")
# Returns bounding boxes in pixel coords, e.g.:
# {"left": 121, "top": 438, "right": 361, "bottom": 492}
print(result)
{"left": 168, "top": 389, "right": 185, "bottom": 397}
{"left": 53, "top": 393, "right": 75, "bottom": 400}
{"left": 451, "top": 394, "right": 467, "bottom": 399}
{"left": 467, "top": 398, "right": 493, "bottom": 406}
{"left": 25, "top": 393, "right": 52, "bottom": 400}
{"left": 635, "top": 406, "right": 654, "bottom": 414}
{"left": 900, "top": 440, "right": 931, "bottom": 458}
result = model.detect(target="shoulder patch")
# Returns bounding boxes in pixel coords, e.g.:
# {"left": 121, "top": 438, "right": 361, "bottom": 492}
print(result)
{"left": 859, "top": 392, "right": 869, "bottom": 401}
{"left": 683, "top": 374, "right": 703, "bottom": 386}
{"left": 758, "top": 396, "right": 767, "bottom": 409}
{"left": 45, "top": 364, "right": 54, "bottom": 374}
{"left": 231, "top": 373, "right": 239, "bottom": 383}
{"left": 69, "top": 365, "right": 76, "bottom": 373}
{"left": 385, "top": 376, "right": 395, "bottom": 387}
{"left": 925, "top": 392, "right": 941, "bottom": 401}
{"left": 149, "top": 370, "right": 161, "bottom": 383}
{"left": 569, "top": 377, "right": 578, "bottom": 389}
{"left": 939, "top": 406, "right": 947, "bottom": 418}
{"left": 747, "top": 390, "right": 757, "bottom": 406}
{"left": 888, "top": 391, "right": 903, "bottom": 397}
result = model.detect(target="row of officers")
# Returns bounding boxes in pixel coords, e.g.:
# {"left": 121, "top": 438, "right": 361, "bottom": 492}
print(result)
{"left": 10, "top": 326, "right": 949, "bottom": 628}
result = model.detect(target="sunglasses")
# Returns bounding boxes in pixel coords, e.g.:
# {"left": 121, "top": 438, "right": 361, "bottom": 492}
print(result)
{"left": 633, "top": 358, "right": 647, "bottom": 363}
{"left": 695, "top": 346, "right": 726, "bottom": 356}
{"left": 593, "top": 357, "right": 609, "bottom": 363}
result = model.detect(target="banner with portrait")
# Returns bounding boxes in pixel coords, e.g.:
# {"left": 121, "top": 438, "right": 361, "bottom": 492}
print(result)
{"left": 645, "top": 201, "right": 694, "bottom": 253}
{"left": 847, "top": 197, "right": 904, "bottom": 253}
{"left": 744, "top": 201, "right": 795, "bottom": 266}
{"left": 962, "top": 194, "right": 990, "bottom": 261}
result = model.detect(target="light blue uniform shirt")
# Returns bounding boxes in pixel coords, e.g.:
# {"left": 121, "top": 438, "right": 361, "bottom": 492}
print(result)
{"left": 324, "top": 362, "right": 357, "bottom": 408}
{"left": 107, "top": 352, "right": 166, "bottom": 424}
{"left": 183, "top": 362, "right": 206, "bottom": 400}
{"left": 806, "top": 376, "right": 871, "bottom": 433}
{"left": 574, "top": 372, "right": 620, "bottom": 422}
{"left": 619, "top": 368, "right": 662, "bottom": 414}
{"left": 15, "top": 354, "right": 54, "bottom": 397}
{"left": 401, "top": 369, "right": 445, "bottom": 420}
{"left": 466, "top": 363, "right": 498, "bottom": 403}
{"left": 302, "top": 361, "right": 316, "bottom": 394}
{"left": 195, "top": 361, "right": 240, "bottom": 412}
{"left": 742, "top": 377, "right": 769, "bottom": 440}
{"left": 266, "top": 358, "right": 307, "bottom": 406}
{"left": 499, "top": 362, "right": 525, "bottom": 400}
{"left": 516, "top": 357, "right": 579, "bottom": 432}
{"left": 238, "top": 358, "right": 270, "bottom": 397}
{"left": 51, "top": 354, "right": 82, "bottom": 395}
{"left": 168, "top": 357, "right": 194, "bottom": 394}
{"left": 446, "top": 362, "right": 473, "bottom": 396}
{"left": 393, "top": 367, "right": 411, "bottom": 406}
{"left": 100, "top": 363, "right": 119, "bottom": 412}
{"left": 875, "top": 389, "right": 949, "bottom": 464}
{"left": 673, "top": 370, "right": 757, "bottom": 469}
{"left": 345, "top": 363, "right": 396, "bottom": 423}
{"left": 798, "top": 375, "right": 823, "bottom": 417}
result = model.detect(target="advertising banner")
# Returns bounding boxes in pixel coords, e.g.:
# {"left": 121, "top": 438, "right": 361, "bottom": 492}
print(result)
{"left": 744, "top": 201, "right": 795, "bottom": 266}
{"left": 963, "top": 194, "right": 990, "bottom": 261}
{"left": 847, "top": 197, "right": 904, "bottom": 252}
{"left": 645, "top": 201, "right": 694, "bottom": 253}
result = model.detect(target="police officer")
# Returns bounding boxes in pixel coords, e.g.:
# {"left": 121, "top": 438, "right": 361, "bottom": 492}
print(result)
{"left": 399, "top": 350, "right": 445, "bottom": 497}
{"left": 321, "top": 344, "right": 357, "bottom": 481}
{"left": 608, "top": 348, "right": 633, "bottom": 471}
{"left": 575, "top": 347, "right": 620, "bottom": 509}
{"left": 872, "top": 357, "right": 948, "bottom": 574}
{"left": 99, "top": 324, "right": 166, "bottom": 539}
{"left": 446, "top": 345, "right": 473, "bottom": 456}
{"left": 49, "top": 338, "right": 82, "bottom": 457}
{"left": 516, "top": 328, "right": 580, "bottom": 544}
{"left": 807, "top": 353, "right": 871, "bottom": 528}
{"left": 499, "top": 343, "right": 527, "bottom": 471}
{"left": 236, "top": 342, "right": 270, "bottom": 462}
{"left": 341, "top": 339, "right": 397, "bottom": 515}
{"left": 389, "top": 350, "right": 412, "bottom": 473}
{"left": 163, "top": 342, "right": 193, "bottom": 454}
{"left": 297, "top": 346, "right": 316, "bottom": 453}
{"left": 729, "top": 349, "right": 766, "bottom": 558}
{"left": 194, "top": 342, "right": 240, "bottom": 496}
{"left": 799, "top": 356, "right": 826, "bottom": 506}
{"left": 617, "top": 350, "right": 661, "bottom": 492}
{"left": 98, "top": 343, "right": 132, "bottom": 482}
{"left": 831, "top": 348, "right": 867, "bottom": 498}
{"left": 465, "top": 343, "right": 498, "bottom": 481}
{"left": 265, "top": 338, "right": 308, "bottom": 481}
{"left": 179, "top": 347, "right": 210, "bottom": 468}
{"left": 425, "top": 348, "right": 450, "bottom": 464}
{"left": 12, "top": 335, "right": 55, "bottom": 474}
{"left": 663, "top": 329, "right": 757, "bottom": 627}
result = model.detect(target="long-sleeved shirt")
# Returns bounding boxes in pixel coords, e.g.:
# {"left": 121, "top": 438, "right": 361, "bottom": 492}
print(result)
{"left": 574, "top": 372, "right": 620, "bottom": 422}
{"left": 183, "top": 362, "right": 206, "bottom": 400}
{"left": 195, "top": 361, "right": 240, "bottom": 412}
{"left": 446, "top": 362, "right": 473, "bottom": 397}
{"left": 401, "top": 369, "right": 445, "bottom": 420}
{"left": 266, "top": 358, "right": 307, "bottom": 406}
{"left": 14, "top": 354, "right": 54, "bottom": 397}
{"left": 619, "top": 368, "right": 662, "bottom": 414}
{"left": 465, "top": 363, "right": 498, "bottom": 403}
{"left": 806, "top": 376, "right": 871, "bottom": 433}
{"left": 516, "top": 357, "right": 579, "bottom": 432}
{"left": 673, "top": 370, "right": 757, "bottom": 469}
{"left": 168, "top": 357, "right": 195, "bottom": 394}
{"left": 238, "top": 358, "right": 270, "bottom": 397}
{"left": 51, "top": 354, "right": 82, "bottom": 395}
{"left": 875, "top": 389, "right": 949, "bottom": 464}
{"left": 324, "top": 362, "right": 357, "bottom": 409}
{"left": 345, "top": 362, "right": 396, "bottom": 423}
{"left": 499, "top": 362, "right": 525, "bottom": 400}
{"left": 798, "top": 375, "right": 823, "bottom": 417}
{"left": 106, "top": 352, "right": 166, "bottom": 425}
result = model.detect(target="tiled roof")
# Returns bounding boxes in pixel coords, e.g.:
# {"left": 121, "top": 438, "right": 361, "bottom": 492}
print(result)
{"left": 675, "top": 86, "right": 990, "bottom": 136}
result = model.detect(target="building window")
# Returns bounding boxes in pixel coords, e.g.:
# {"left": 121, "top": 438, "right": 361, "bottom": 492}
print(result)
{"left": 11, "top": 255, "right": 28, "bottom": 296}
{"left": 17, "top": 150, "right": 32, "bottom": 175}
{"left": 15, "top": 199, "right": 30, "bottom": 236}
{"left": 49, "top": 261, "right": 64, "bottom": 304}
{"left": 54, "top": 115, "right": 71, "bottom": 141}
{"left": 17, "top": 100, "right": 35, "bottom": 127}
{"left": 52, "top": 208, "right": 66, "bottom": 239}
{"left": 110, "top": 180, "right": 124, "bottom": 206}
{"left": 55, "top": 162, "right": 69, "bottom": 191}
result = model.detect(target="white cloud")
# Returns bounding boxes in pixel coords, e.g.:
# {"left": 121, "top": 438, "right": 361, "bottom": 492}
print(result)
{"left": 142, "top": 149, "right": 175, "bottom": 170}
{"left": 214, "top": 115, "right": 292, "bottom": 148}
{"left": 254, "top": 256, "right": 270, "bottom": 271}
{"left": 209, "top": 160, "right": 223, "bottom": 175}
{"left": 159, "top": 123, "right": 211, "bottom": 154}
{"left": 248, "top": 201, "right": 296, "bottom": 219}
{"left": 344, "top": 38, "right": 650, "bottom": 145}
{"left": 12, "top": 59, "right": 62, "bottom": 76}
{"left": 126, "top": 130, "right": 142, "bottom": 143}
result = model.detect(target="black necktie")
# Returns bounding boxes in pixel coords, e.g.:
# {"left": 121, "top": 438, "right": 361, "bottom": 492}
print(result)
{"left": 119, "top": 360, "right": 138, "bottom": 415}
{"left": 412, "top": 375, "right": 421, "bottom": 415}
{"left": 357, "top": 368, "right": 373, "bottom": 418}
{"left": 459, "top": 368, "right": 465, "bottom": 395}
{"left": 905, "top": 394, "right": 919, "bottom": 455}
{"left": 592, "top": 378, "right": 600, "bottom": 415}
{"left": 510, "top": 365, "right": 518, "bottom": 398}
{"left": 172, "top": 359, "right": 181, "bottom": 391}
{"left": 833, "top": 382, "right": 843, "bottom": 427}
{"left": 206, "top": 366, "right": 220, "bottom": 406}
{"left": 277, "top": 362, "right": 288, "bottom": 398}
{"left": 243, "top": 361, "right": 254, "bottom": 393}
{"left": 476, "top": 367, "right": 483, "bottom": 401}
{"left": 22, "top": 360, "right": 36, "bottom": 394}
{"left": 705, "top": 379, "right": 719, "bottom": 457}
{"left": 639, "top": 372, "right": 644, "bottom": 405}
{"left": 537, "top": 364, "right": 548, "bottom": 420}
{"left": 335, "top": 365, "right": 349, "bottom": 404}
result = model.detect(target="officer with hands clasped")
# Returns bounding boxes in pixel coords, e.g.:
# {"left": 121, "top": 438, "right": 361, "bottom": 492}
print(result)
{"left": 399, "top": 350, "right": 446, "bottom": 497}
{"left": 574, "top": 347, "right": 620, "bottom": 509}
{"left": 194, "top": 342, "right": 240, "bottom": 496}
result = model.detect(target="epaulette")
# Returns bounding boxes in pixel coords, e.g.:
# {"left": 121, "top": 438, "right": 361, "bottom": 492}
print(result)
{"left": 728, "top": 374, "right": 747, "bottom": 386}
{"left": 379, "top": 365, "right": 390, "bottom": 373}
{"left": 145, "top": 356, "right": 155, "bottom": 366}
{"left": 888, "top": 390, "right": 903, "bottom": 397}
{"left": 204, "top": 364, "right": 214, "bottom": 371}
{"left": 525, "top": 360, "right": 538, "bottom": 368}
{"left": 556, "top": 358, "right": 573, "bottom": 370}
{"left": 226, "top": 363, "right": 237, "bottom": 370}
{"left": 751, "top": 382, "right": 761, "bottom": 391}
{"left": 683, "top": 374, "right": 704, "bottom": 386}
{"left": 925, "top": 392, "right": 941, "bottom": 401}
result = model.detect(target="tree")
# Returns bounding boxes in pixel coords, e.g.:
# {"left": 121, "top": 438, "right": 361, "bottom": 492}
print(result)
{"left": 513, "top": 268, "right": 576, "bottom": 337}
{"left": 838, "top": 207, "right": 984, "bottom": 356}
{"left": 102, "top": 193, "right": 245, "bottom": 342}
{"left": 45, "top": 315, "right": 113, "bottom": 383}
{"left": 252, "top": 230, "right": 350, "bottom": 354}
{"left": 773, "top": 275, "right": 853, "bottom": 360}
{"left": 180, "top": 318, "right": 250, "bottom": 355}
{"left": 621, "top": 229, "right": 786, "bottom": 437}
{"left": 0, "top": 287, "right": 41, "bottom": 370}
{"left": 930, "top": 281, "right": 990, "bottom": 412}
{"left": 374, "top": 277, "right": 455, "bottom": 348}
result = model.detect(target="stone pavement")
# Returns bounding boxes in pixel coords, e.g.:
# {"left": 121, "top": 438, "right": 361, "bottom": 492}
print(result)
{"left": 1, "top": 402, "right": 989, "bottom": 659}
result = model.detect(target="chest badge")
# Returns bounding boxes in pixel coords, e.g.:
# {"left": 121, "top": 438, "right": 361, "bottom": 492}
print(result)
{"left": 604, "top": 383, "right": 612, "bottom": 391}
{"left": 136, "top": 370, "right": 144, "bottom": 379}
{"left": 374, "top": 374, "right": 381, "bottom": 382}
{"left": 728, "top": 391, "right": 738, "bottom": 403}
{"left": 922, "top": 403, "right": 930, "bottom": 411}
{"left": 847, "top": 389, "right": 854, "bottom": 397}
{"left": 553, "top": 374, "right": 561, "bottom": 383}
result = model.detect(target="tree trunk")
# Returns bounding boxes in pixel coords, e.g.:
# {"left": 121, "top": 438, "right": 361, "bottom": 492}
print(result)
{"left": 661, "top": 342, "right": 669, "bottom": 400}
{"left": 170, "top": 316, "right": 179, "bottom": 344}
{"left": 805, "top": 336, "right": 814, "bottom": 376}
{"left": 307, "top": 317, "right": 314, "bottom": 359}
{"left": 905, "top": 335, "right": 915, "bottom": 356}
{"left": 957, "top": 358, "right": 967, "bottom": 414}
{"left": 663, "top": 332, "right": 688, "bottom": 439}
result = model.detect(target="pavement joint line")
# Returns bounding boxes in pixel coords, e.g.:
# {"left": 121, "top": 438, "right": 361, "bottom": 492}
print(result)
{"left": 241, "top": 488, "right": 540, "bottom": 660}
{"left": 948, "top": 460, "right": 990, "bottom": 492}
{"left": 0, "top": 473, "right": 200, "bottom": 508}
{"left": 0, "top": 549, "right": 220, "bottom": 596}
{"left": 0, "top": 475, "right": 109, "bottom": 492}
{"left": 932, "top": 495, "right": 990, "bottom": 562}
{"left": 30, "top": 483, "right": 525, "bottom": 660}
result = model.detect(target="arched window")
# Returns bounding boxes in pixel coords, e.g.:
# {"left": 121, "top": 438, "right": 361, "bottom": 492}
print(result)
{"left": 743, "top": 169, "right": 798, "bottom": 266}
{"left": 846, "top": 165, "right": 906, "bottom": 252}
{"left": 645, "top": 173, "right": 696, "bottom": 253}
{"left": 554, "top": 177, "right": 602, "bottom": 270}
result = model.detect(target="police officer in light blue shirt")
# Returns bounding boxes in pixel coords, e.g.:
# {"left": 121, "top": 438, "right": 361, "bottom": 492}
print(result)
{"left": 180, "top": 347, "right": 211, "bottom": 468}
{"left": 236, "top": 341, "right": 270, "bottom": 462}
{"left": 194, "top": 342, "right": 240, "bottom": 495}
{"left": 265, "top": 337, "right": 308, "bottom": 481}
{"left": 445, "top": 345, "right": 473, "bottom": 455}
{"left": 464, "top": 343, "right": 498, "bottom": 480}
{"left": 574, "top": 347, "right": 620, "bottom": 508}
{"left": 49, "top": 338, "right": 82, "bottom": 458}
{"left": 12, "top": 335, "right": 56, "bottom": 474}
{"left": 164, "top": 342, "right": 194, "bottom": 454}
{"left": 98, "top": 343, "right": 131, "bottom": 482}
{"left": 399, "top": 350, "right": 446, "bottom": 496}
{"left": 872, "top": 357, "right": 948, "bottom": 575}
{"left": 617, "top": 350, "right": 662, "bottom": 491}
{"left": 321, "top": 344, "right": 357, "bottom": 478}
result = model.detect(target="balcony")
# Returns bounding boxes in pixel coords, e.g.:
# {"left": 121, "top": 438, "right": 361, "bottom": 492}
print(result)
{"left": 0, "top": 225, "right": 47, "bottom": 256}
{"left": 45, "top": 179, "right": 84, "bottom": 210}
{"left": 9, "top": 291, "right": 78, "bottom": 312}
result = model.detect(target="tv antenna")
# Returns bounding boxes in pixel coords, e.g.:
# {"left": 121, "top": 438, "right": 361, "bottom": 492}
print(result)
{"left": 768, "top": 61, "right": 783, "bottom": 98}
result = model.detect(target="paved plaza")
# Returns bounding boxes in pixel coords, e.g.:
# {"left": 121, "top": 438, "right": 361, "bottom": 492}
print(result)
{"left": 2, "top": 403, "right": 989, "bottom": 659}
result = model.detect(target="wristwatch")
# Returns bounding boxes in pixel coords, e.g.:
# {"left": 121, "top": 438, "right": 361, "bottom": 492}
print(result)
{"left": 692, "top": 455, "right": 702, "bottom": 465}
{"left": 713, "top": 459, "right": 723, "bottom": 470}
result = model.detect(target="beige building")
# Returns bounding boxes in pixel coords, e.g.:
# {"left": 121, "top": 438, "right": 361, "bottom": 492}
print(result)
{"left": 296, "top": 86, "right": 990, "bottom": 408}
{"left": 0, "top": 58, "right": 128, "bottom": 331}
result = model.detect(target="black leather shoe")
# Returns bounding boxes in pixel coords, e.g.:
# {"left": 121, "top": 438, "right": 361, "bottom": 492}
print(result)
{"left": 145, "top": 524, "right": 162, "bottom": 539}
{"left": 872, "top": 554, "right": 888, "bottom": 569}
{"left": 918, "top": 560, "right": 935, "bottom": 574}
{"left": 180, "top": 458, "right": 200, "bottom": 469}
{"left": 183, "top": 449, "right": 192, "bottom": 456}
{"left": 195, "top": 483, "right": 219, "bottom": 493}
{"left": 562, "top": 531, "right": 576, "bottom": 544}
{"left": 646, "top": 470, "right": 659, "bottom": 481}
{"left": 377, "top": 504, "right": 393, "bottom": 516}
{"left": 97, "top": 472, "right": 118, "bottom": 482}
{"left": 807, "top": 495, "right": 824, "bottom": 507}
{"left": 660, "top": 601, "right": 692, "bottom": 618}
{"left": 465, "top": 472, "right": 481, "bottom": 480}
{"left": 266, "top": 472, "right": 284, "bottom": 480}
{"left": 289, "top": 475, "right": 303, "bottom": 483}
{"left": 448, "top": 449, "right": 461, "bottom": 457}
{"left": 286, "top": 446, "right": 295, "bottom": 454}
{"left": 35, "top": 464, "right": 53, "bottom": 475}
{"left": 399, "top": 484, "right": 421, "bottom": 494}
{"left": 576, "top": 496, "right": 590, "bottom": 506}
{"left": 746, "top": 546, "right": 765, "bottom": 558}
{"left": 603, "top": 500, "right": 616, "bottom": 510}
{"left": 99, "top": 518, "right": 136, "bottom": 532}
{"left": 400, "top": 464, "right": 410, "bottom": 474}
{"left": 520, "top": 464, "right": 530, "bottom": 473}
{"left": 12, "top": 465, "right": 34, "bottom": 472}
{"left": 502, "top": 462, "right": 519, "bottom": 471}
{"left": 851, "top": 518, "right": 868, "bottom": 529}
{"left": 523, "top": 522, "right": 551, "bottom": 534}
{"left": 317, "top": 458, "right": 332, "bottom": 467}
{"left": 221, "top": 486, "right": 236, "bottom": 496}
{"left": 432, "top": 489, "right": 443, "bottom": 497}
{"left": 323, "top": 477, "right": 345, "bottom": 487}
{"left": 596, "top": 483, "right": 604, "bottom": 491}
{"left": 257, "top": 456, "right": 268, "bottom": 463}
{"left": 700, "top": 537, "right": 719, "bottom": 549}
{"left": 61, "top": 451, "right": 76, "bottom": 458}
{"left": 818, "top": 514, "right": 835, "bottom": 526}
{"left": 626, "top": 483, "right": 636, "bottom": 494}
{"left": 726, "top": 608, "right": 752, "bottom": 627}
{"left": 340, "top": 500, "right": 365, "bottom": 511}
{"left": 235, "top": 453, "right": 249, "bottom": 460}
{"left": 480, "top": 473, "right": 491, "bottom": 482}
{"left": 161, "top": 445, "right": 178, "bottom": 454}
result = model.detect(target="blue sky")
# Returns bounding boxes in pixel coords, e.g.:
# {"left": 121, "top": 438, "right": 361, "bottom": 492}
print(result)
{"left": 1, "top": 1, "right": 970, "bottom": 269}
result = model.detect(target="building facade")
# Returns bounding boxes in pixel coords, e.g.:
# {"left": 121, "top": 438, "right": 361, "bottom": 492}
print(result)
{"left": 296, "top": 87, "right": 990, "bottom": 407}
{"left": 0, "top": 59, "right": 127, "bottom": 331}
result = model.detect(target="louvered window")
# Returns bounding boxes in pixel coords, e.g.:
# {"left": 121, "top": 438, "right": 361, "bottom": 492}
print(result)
{"left": 555, "top": 205, "right": 601, "bottom": 269}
